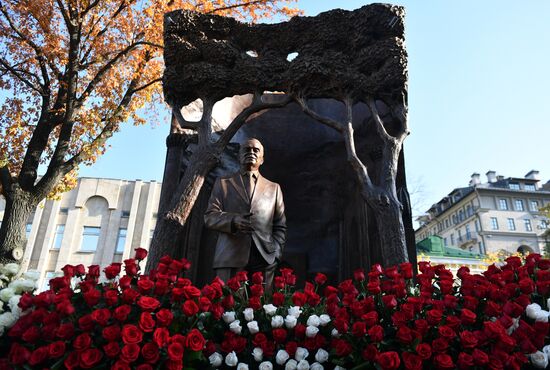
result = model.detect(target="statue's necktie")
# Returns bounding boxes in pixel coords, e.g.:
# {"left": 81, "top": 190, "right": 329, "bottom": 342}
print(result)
{"left": 246, "top": 173, "right": 254, "bottom": 200}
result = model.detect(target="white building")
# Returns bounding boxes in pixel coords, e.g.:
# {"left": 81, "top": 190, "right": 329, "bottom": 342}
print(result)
{"left": 0, "top": 177, "right": 161, "bottom": 291}
{"left": 416, "top": 170, "right": 550, "bottom": 257}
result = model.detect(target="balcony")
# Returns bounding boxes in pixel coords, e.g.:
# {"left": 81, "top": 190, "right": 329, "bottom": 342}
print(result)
{"left": 458, "top": 232, "right": 479, "bottom": 248}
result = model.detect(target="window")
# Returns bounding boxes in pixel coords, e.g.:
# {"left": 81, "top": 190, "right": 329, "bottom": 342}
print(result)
{"left": 499, "top": 199, "right": 508, "bottom": 210}
{"left": 524, "top": 219, "right": 533, "bottom": 232}
{"left": 541, "top": 220, "right": 549, "bottom": 229}
{"left": 41, "top": 272, "right": 56, "bottom": 292}
{"left": 478, "top": 242, "right": 483, "bottom": 253}
{"left": 51, "top": 225, "right": 65, "bottom": 249}
{"left": 443, "top": 238, "right": 448, "bottom": 246}
{"left": 458, "top": 229, "right": 462, "bottom": 240}
{"left": 81, "top": 226, "right": 101, "bottom": 251}
{"left": 530, "top": 201, "right": 539, "bottom": 212}
{"left": 459, "top": 210, "right": 465, "bottom": 222}
{"left": 450, "top": 234, "right": 455, "bottom": 245}
{"left": 452, "top": 215, "right": 457, "bottom": 224}
{"left": 26, "top": 223, "right": 32, "bottom": 237}
{"left": 466, "top": 205, "right": 473, "bottom": 217}
{"left": 507, "top": 218, "right": 516, "bottom": 231}
{"left": 514, "top": 200, "right": 524, "bottom": 211}
{"left": 59, "top": 207, "right": 69, "bottom": 214}
{"left": 509, "top": 183, "right": 520, "bottom": 190}
{"left": 116, "top": 228, "right": 127, "bottom": 253}
{"left": 491, "top": 217, "right": 499, "bottom": 230}
{"left": 465, "top": 225, "right": 471, "bottom": 239}
{"left": 445, "top": 219, "right": 449, "bottom": 228}
{"left": 121, "top": 211, "right": 130, "bottom": 218}
{"left": 475, "top": 219, "right": 480, "bottom": 232}
{"left": 525, "top": 184, "right": 536, "bottom": 191}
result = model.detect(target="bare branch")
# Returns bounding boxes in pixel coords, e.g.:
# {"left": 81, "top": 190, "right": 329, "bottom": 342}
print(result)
{"left": 0, "top": 59, "right": 43, "bottom": 94}
{"left": 54, "top": 0, "right": 73, "bottom": 31}
{"left": 295, "top": 96, "right": 345, "bottom": 133}
{"left": 366, "top": 96, "right": 393, "bottom": 143}
{"left": 207, "top": 0, "right": 267, "bottom": 14}
{"left": 172, "top": 105, "right": 199, "bottom": 130}
{"left": 128, "top": 78, "right": 161, "bottom": 95}
{"left": 217, "top": 93, "right": 292, "bottom": 148}
{"left": 81, "top": 0, "right": 101, "bottom": 17}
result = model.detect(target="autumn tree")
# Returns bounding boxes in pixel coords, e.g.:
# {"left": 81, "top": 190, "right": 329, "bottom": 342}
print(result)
{"left": 0, "top": 0, "right": 298, "bottom": 263}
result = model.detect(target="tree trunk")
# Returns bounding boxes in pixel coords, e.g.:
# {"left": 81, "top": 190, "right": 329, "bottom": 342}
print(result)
{"left": 370, "top": 196, "right": 409, "bottom": 267}
{"left": 0, "top": 187, "right": 38, "bottom": 264}
{"left": 145, "top": 149, "right": 218, "bottom": 272}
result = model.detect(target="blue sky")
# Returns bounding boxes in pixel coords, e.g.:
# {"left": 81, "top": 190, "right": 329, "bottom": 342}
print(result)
{"left": 80, "top": 0, "right": 550, "bottom": 218}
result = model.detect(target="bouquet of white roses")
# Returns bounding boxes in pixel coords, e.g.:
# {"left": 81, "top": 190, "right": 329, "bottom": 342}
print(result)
{"left": 0, "top": 263, "right": 37, "bottom": 336}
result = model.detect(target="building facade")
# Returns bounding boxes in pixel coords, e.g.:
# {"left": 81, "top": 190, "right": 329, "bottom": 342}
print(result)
{"left": 0, "top": 177, "right": 161, "bottom": 291}
{"left": 416, "top": 170, "right": 550, "bottom": 258}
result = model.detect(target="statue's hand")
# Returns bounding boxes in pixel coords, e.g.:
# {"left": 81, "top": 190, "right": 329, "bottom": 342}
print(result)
{"left": 233, "top": 213, "right": 254, "bottom": 234}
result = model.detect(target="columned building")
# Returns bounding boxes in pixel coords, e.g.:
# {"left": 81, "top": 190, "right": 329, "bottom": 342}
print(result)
{"left": 0, "top": 177, "right": 161, "bottom": 291}
{"left": 416, "top": 170, "right": 550, "bottom": 259}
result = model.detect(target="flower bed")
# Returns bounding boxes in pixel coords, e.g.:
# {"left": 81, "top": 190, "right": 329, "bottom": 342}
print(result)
{"left": 1, "top": 249, "right": 550, "bottom": 369}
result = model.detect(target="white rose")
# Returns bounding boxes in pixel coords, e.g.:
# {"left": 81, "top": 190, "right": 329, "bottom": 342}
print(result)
{"left": 334, "top": 366, "right": 347, "bottom": 370}
{"left": 535, "top": 310, "right": 550, "bottom": 322}
{"left": 319, "top": 314, "right": 331, "bottom": 326}
{"left": 263, "top": 304, "right": 277, "bottom": 316}
{"left": 307, "top": 315, "right": 320, "bottom": 327}
{"left": 285, "top": 359, "right": 298, "bottom": 370}
{"left": 526, "top": 303, "right": 542, "bottom": 319}
{"left": 225, "top": 351, "right": 239, "bottom": 367}
{"left": 244, "top": 308, "right": 255, "bottom": 321}
{"left": 229, "top": 320, "right": 242, "bottom": 334}
{"left": 0, "top": 312, "right": 16, "bottom": 328}
{"left": 285, "top": 315, "right": 297, "bottom": 329}
{"left": 9, "top": 280, "right": 35, "bottom": 294}
{"left": 209, "top": 352, "right": 223, "bottom": 367}
{"left": 297, "top": 359, "right": 310, "bottom": 370}
{"left": 252, "top": 347, "right": 264, "bottom": 362}
{"left": 531, "top": 351, "right": 549, "bottom": 369}
{"left": 22, "top": 270, "right": 40, "bottom": 281}
{"left": 237, "top": 363, "right": 249, "bottom": 370}
{"left": 306, "top": 325, "right": 319, "bottom": 338}
{"left": 494, "top": 261, "right": 507, "bottom": 268}
{"left": 315, "top": 349, "right": 329, "bottom": 363}
{"left": 8, "top": 295, "right": 22, "bottom": 318}
{"left": 310, "top": 363, "right": 324, "bottom": 370}
{"left": 223, "top": 311, "right": 237, "bottom": 324}
{"left": 331, "top": 328, "right": 340, "bottom": 337}
{"left": 543, "top": 345, "right": 550, "bottom": 359}
{"left": 259, "top": 361, "right": 273, "bottom": 370}
{"left": 247, "top": 320, "right": 260, "bottom": 334}
{"left": 276, "top": 350, "right": 290, "bottom": 365}
{"left": 0, "top": 288, "right": 15, "bottom": 302}
{"left": 271, "top": 315, "right": 284, "bottom": 328}
{"left": 295, "top": 347, "right": 309, "bottom": 362}
{"left": 288, "top": 306, "right": 302, "bottom": 318}
{"left": 3, "top": 263, "right": 19, "bottom": 276}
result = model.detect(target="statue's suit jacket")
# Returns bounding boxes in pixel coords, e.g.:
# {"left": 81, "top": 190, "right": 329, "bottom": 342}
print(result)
{"left": 204, "top": 172, "right": 286, "bottom": 269}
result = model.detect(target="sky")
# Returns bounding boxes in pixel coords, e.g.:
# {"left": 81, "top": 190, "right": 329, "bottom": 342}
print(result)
{"left": 79, "top": 0, "right": 550, "bottom": 220}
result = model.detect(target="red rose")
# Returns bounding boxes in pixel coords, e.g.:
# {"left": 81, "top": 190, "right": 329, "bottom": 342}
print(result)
{"left": 199, "top": 296, "right": 212, "bottom": 312}
{"left": 459, "top": 330, "right": 478, "bottom": 349}
{"left": 367, "top": 281, "right": 381, "bottom": 294}
{"left": 83, "top": 289, "right": 101, "bottom": 306}
{"left": 79, "top": 348, "right": 103, "bottom": 369}
{"left": 138, "top": 278, "right": 155, "bottom": 294}
{"left": 294, "top": 323, "right": 306, "bottom": 338}
{"left": 519, "top": 278, "right": 535, "bottom": 294}
{"left": 272, "top": 328, "right": 287, "bottom": 343}
{"left": 472, "top": 349, "right": 489, "bottom": 366}
{"left": 114, "top": 304, "right": 132, "bottom": 322}
{"left": 137, "top": 296, "right": 159, "bottom": 311}
{"left": 368, "top": 325, "right": 384, "bottom": 342}
{"left": 119, "top": 275, "right": 132, "bottom": 289}
{"left": 104, "top": 289, "right": 119, "bottom": 306}
{"left": 333, "top": 339, "right": 353, "bottom": 357}
{"left": 250, "top": 284, "right": 264, "bottom": 297}
{"left": 459, "top": 308, "right": 476, "bottom": 325}
{"left": 156, "top": 308, "right": 174, "bottom": 327}
{"left": 252, "top": 271, "right": 264, "bottom": 284}
{"left": 354, "top": 268, "right": 366, "bottom": 281}
{"left": 22, "top": 326, "right": 40, "bottom": 343}
{"left": 362, "top": 344, "right": 379, "bottom": 361}
{"left": 363, "top": 311, "right": 379, "bottom": 327}
{"left": 377, "top": 351, "right": 401, "bottom": 370}
{"left": 124, "top": 259, "right": 138, "bottom": 276}
{"left": 122, "top": 324, "right": 143, "bottom": 344}
{"left": 382, "top": 295, "right": 397, "bottom": 309}
{"left": 64, "top": 351, "right": 80, "bottom": 370}
{"left": 102, "top": 324, "right": 121, "bottom": 342}
{"left": 415, "top": 343, "right": 431, "bottom": 360}
{"left": 73, "top": 333, "right": 92, "bottom": 350}
{"left": 222, "top": 294, "right": 235, "bottom": 309}
{"left": 285, "top": 341, "right": 298, "bottom": 357}
{"left": 182, "top": 300, "right": 199, "bottom": 316}
{"left": 121, "top": 343, "right": 141, "bottom": 363}
{"left": 167, "top": 342, "right": 184, "bottom": 361}
{"left": 104, "top": 263, "right": 122, "bottom": 279}
{"left": 186, "top": 328, "right": 205, "bottom": 351}
{"left": 153, "top": 327, "right": 170, "bottom": 347}
{"left": 402, "top": 352, "right": 422, "bottom": 370}
{"left": 249, "top": 296, "right": 261, "bottom": 310}
{"left": 112, "top": 360, "right": 131, "bottom": 370}
{"left": 434, "top": 353, "right": 454, "bottom": 369}
{"left": 135, "top": 247, "right": 148, "bottom": 260}
{"left": 139, "top": 312, "right": 156, "bottom": 332}
{"left": 438, "top": 325, "right": 456, "bottom": 340}
{"left": 396, "top": 326, "right": 413, "bottom": 344}
{"left": 91, "top": 308, "right": 111, "bottom": 326}
{"left": 29, "top": 346, "right": 49, "bottom": 366}
{"left": 141, "top": 342, "right": 160, "bottom": 364}
{"left": 182, "top": 285, "right": 201, "bottom": 298}
{"left": 352, "top": 321, "right": 367, "bottom": 337}
{"left": 48, "top": 341, "right": 66, "bottom": 358}
{"left": 9, "top": 343, "right": 31, "bottom": 365}
{"left": 426, "top": 309, "right": 443, "bottom": 326}
{"left": 292, "top": 292, "right": 307, "bottom": 306}
{"left": 87, "top": 264, "right": 100, "bottom": 277}
{"left": 103, "top": 342, "right": 121, "bottom": 358}
{"left": 400, "top": 263, "right": 413, "bottom": 279}
{"left": 253, "top": 332, "right": 268, "bottom": 347}
{"left": 314, "top": 273, "right": 327, "bottom": 285}
{"left": 431, "top": 338, "right": 448, "bottom": 353}
{"left": 137, "top": 365, "right": 154, "bottom": 370}
{"left": 457, "top": 352, "right": 474, "bottom": 369}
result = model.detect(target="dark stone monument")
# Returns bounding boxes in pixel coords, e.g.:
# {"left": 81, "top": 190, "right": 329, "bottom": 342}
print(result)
{"left": 156, "top": 4, "right": 415, "bottom": 285}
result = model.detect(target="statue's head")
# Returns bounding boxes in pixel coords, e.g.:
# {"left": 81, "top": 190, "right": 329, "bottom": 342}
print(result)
{"left": 239, "top": 138, "right": 264, "bottom": 171}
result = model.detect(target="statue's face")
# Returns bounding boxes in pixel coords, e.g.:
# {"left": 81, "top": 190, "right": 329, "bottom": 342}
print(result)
{"left": 239, "top": 139, "right": 264, "bottom": 171}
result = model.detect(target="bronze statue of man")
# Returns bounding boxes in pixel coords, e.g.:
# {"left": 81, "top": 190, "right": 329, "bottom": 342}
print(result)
{"left": 204, "top": 138, "right": 286, "bottom": 292}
